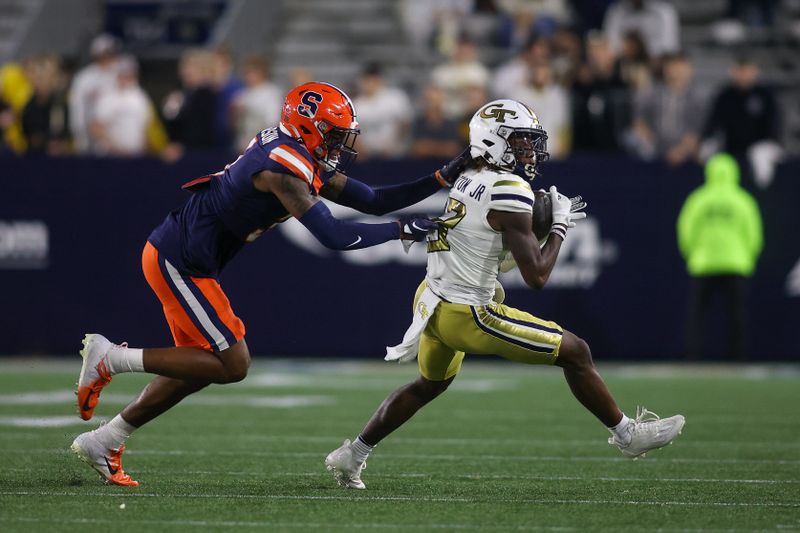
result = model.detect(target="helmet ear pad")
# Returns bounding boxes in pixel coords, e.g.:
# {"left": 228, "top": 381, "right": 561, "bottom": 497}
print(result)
{"left": 470, "top": 128, "right": 510, "bottom": 168}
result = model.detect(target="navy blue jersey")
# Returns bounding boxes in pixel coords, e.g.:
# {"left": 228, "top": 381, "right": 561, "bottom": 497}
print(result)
{"left": 148, "top": 127, "right": 333, "bottom": 277}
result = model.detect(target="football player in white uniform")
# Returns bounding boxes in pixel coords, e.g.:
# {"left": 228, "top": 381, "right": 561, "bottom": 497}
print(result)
{"left": 325, "top": 100, "right": 685, "bottom": 489}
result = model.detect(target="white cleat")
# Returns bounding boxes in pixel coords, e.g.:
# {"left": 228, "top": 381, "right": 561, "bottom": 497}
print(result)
{"left": 71, "top": 430, "right": 139, "bottom": 486}
{"left": 325, "top": 439, "right": 367, "bottom": 489}
{"left": 77, "top": 333, "right": 116, "bottom": 421}
{"left": 609, "top": 406, "right": 685, "bottom": 459}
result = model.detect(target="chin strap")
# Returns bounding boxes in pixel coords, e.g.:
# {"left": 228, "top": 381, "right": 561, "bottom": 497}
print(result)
{"left": 513, "top": 162, "right": 539, "bottom": 180}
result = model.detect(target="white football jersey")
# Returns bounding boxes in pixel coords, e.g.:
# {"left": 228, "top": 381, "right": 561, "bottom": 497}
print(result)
{"left": 425, "top": 167, "right": 535, "bottom": 305}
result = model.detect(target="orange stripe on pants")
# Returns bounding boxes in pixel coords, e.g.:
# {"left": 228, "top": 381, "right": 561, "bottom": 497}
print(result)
{"left": 141, "top": 242, "right": 245, "bottom": 351}
{"left": 191, "top": 276, "right": 246, "bottom": 343}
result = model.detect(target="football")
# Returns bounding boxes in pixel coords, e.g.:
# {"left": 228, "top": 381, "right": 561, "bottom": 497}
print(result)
{"left": 532, "top": 190, "right": 553, "bottom": 241}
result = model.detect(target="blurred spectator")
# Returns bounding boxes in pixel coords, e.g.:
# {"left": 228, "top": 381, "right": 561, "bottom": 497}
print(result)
{"left": 628, "top": 52, "right": 704, "bottom": 165}
{"left": 0, "top": 62, "right": 32, "bottom": 154}
{"left": 143, "top": 106, "right": 170, "bottom": 156}
{"left": 0, "top": 97, "right": 11, "bottom": 154}
{"left": 21, "top": 55, "right": 70, "bottom": 156}
{"left": 550, "top": 27, "right": 583, "bottom": 87}
{"left": 91, "top": 56, "right": 150, "bottom": 157}
{"left": 409, "top": 84, "right": 462, "bottom": 159}
{"left": 431, "top": 37, "right": 490, "bottom": 119}
{"left": 352, "top": 63, "right": 413, "bottom": 159}
{"left": 232, "top": 56, "right": 282, "bottom": 153}
{"left": 571, "top": 32, "right": 629, "bottom": 152}
{"left": 69, "top": 34, "right": 120, "bottom": 154}
{"left": 399, "top": 0, "right": 472, "bottom": 53}
{"left": 677, "top": 153, "right": 763, "bottom": 360}
{"left": 492, "top": 35, "right": 550, "bottom": 98}
{"left": 212, "top": 46, "right": 244, "bottom": 150}
{"left": 616, "top": 30, "right": 651, "bottom": 94}
{"left": 509, "top": 61, "right": 571, "bottom": 158}
{"left": 162, "top": 49, "right": 219, "bottom": 160}
{"left": 603, "top": 0, "right": 679, "bottom": 57}
{"left": 288, "top": 66, "right": 314, "bottom": 88}
{"left": 495, "top": 0, "right": 572, "bottom": 50}
{"left": 457, "top": 83, "right": 490, "bottom": 143}
{"left": 702, "top": 57, "right": 779, "bottom": 159}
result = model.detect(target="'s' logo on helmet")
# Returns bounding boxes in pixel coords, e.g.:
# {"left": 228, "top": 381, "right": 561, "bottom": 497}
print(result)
{"left": 479, "top": 103, "right": 517, "bottom": 123}
{"left": 298, "top": 91, "right": 323, "bottom": 119}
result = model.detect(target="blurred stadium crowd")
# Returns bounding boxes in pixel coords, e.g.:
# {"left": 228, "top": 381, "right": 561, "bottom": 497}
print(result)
{"left": 0, "top": 0, "right": 798, "bottom": 179}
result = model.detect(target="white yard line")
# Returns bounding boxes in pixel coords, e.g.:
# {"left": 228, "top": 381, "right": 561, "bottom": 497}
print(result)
{"left": 0, "top": 517, "right": 575, "bottom": 531}
{"left": 1, "top": 427, "right": 799, "bottom": 450}
{"left": 4, "top": 447, "right": 800, "bottom": 465}
{"left": 5, "top": 466, "right": 789, "bottom": 485}
{"left": 136, "top": 472, "right": 800, "bottom": 484}
{"left": 91, "top": 433, "right": 800, "bottom": 449}
{"left": 0, "top": 391, "right": 334, "bottom": 408}
{"left": 1, "top": 519, "right": 786, "bottom": 533}
{"left": 1, "top": 491, "right": 797, "bottom": 507}
{"left": 0, "top": 415, "right": 107, "bottom": 428}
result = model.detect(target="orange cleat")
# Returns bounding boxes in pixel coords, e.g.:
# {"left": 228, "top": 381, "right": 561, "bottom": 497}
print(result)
{"left": 71, "top": 431, "right": 140, "bottom": 487}
{"left": 76, "top": 334, "right": 114, "bottom": 420}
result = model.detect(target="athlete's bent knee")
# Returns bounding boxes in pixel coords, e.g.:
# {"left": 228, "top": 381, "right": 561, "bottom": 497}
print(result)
{"left": 413, "top": 375, "right": 453, "bottom": 401}
{"left": 218, "top": 340, "right": 251, "bottom": 383}
{"left": 557, "top": 333, "right": 594, "bottom": 371}
{"left": 224, "top": 364, "right": 249, "bottom": 383}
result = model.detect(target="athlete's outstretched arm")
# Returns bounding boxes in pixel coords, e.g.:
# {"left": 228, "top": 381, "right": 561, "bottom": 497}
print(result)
{"left": 319, "top": 173, "right": 442, "bottom": 215}
{"left": 256, "top": 171, "right": 430, "bottom": 250}
{"left": 488, "top": 209, "right": 563, "bottom": 290}
{"left": 319, "top": 149, "right": 471, "bottom": 215}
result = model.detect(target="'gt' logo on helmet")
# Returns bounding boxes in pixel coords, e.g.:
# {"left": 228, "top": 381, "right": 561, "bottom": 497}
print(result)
{"left": 298, "top": 91, "right": 323, "bottom": 118}
{"left": 479, "top": 103, "right": 517, "bottom": 123}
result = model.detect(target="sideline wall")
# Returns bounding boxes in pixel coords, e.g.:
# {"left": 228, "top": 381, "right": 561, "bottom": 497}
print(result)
{"left": 1, "top": 154, "right": 797, "bottom": 360}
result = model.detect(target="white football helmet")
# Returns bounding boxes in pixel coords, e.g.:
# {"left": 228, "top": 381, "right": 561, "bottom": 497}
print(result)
{"left": 468, "top": 99, "right": 549, "bottom": 180}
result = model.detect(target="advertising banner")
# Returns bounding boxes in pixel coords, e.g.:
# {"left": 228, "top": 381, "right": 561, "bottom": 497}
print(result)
{"left": 1, "top": 155, "right": 797, "bottom": 359}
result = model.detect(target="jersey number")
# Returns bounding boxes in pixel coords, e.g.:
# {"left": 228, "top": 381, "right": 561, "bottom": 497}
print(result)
{"left": 427, "top": 198, "right": 466, "bottom": 253}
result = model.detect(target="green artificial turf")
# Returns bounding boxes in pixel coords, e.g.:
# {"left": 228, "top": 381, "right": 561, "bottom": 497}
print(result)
{"left": 0, "top": 359, "right": 798, "bottom": 532}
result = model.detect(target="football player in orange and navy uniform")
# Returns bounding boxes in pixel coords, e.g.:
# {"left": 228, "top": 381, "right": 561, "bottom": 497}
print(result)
{"left": 70, "top": 82, "right": 469, "bottom": 486}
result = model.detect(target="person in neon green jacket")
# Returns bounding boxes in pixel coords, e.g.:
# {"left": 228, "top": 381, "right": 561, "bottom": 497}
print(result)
{"left": 677, "top": 153, "right": 763, "bottom": 359}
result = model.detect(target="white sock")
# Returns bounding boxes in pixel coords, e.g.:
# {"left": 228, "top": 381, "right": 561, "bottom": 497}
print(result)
{"left": 94, "top": 414, "right": 137, "bottom": 450}
{"left": 106, "top": 345, "right": 144, "bottom": 374}
{"left": 351, "top": 435, "right": 375, "bottom": 463}
{"left": 609, "top": 414, "right": 632, "bottom": 445}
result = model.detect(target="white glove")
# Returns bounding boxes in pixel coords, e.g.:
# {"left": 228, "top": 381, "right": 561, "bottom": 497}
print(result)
{"left": 549, "top": 185, "right": 587, "bottom": 240}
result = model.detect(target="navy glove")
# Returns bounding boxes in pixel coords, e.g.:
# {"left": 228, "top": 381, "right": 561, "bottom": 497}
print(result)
{"left": 398, "top": 216, "right": 436, "bottom": 241}
{"left": 435, "top": 147, "right": 472, "bottom": 187}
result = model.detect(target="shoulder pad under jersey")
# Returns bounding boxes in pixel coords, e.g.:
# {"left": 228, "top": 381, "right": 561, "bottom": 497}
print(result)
{"left": 486, "top": 171, "right": 535, "bottom": 214}
{"left": 258, "top": 127, "right": 324, "bottom": 192}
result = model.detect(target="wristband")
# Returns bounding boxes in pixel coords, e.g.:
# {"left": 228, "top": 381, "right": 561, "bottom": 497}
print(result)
{"left": 434, "top": 170, "right": 450, "bottom": 188}
{"left": 549, "top": 223, "right": 567, "bottom": 240}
